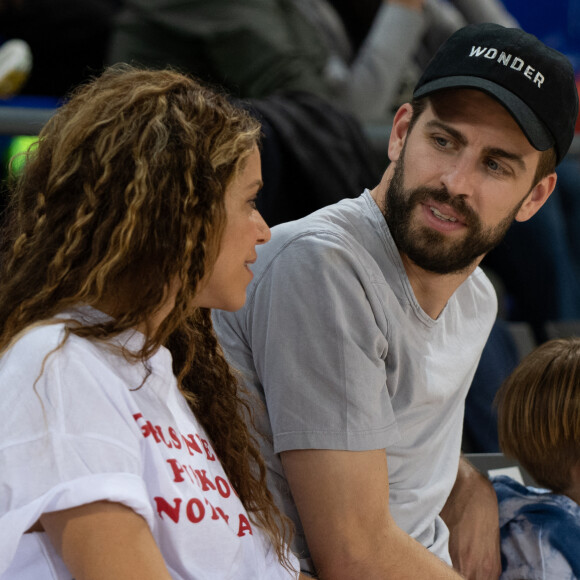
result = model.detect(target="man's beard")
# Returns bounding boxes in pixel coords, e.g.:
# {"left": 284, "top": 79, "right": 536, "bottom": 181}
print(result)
{"left": 383, "top": 150, "right": 524, "bottom": 275}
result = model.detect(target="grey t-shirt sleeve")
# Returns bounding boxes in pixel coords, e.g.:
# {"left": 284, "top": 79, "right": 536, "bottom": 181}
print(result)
{"left": 243, "top": 231, "right": 400, "bottom": 453}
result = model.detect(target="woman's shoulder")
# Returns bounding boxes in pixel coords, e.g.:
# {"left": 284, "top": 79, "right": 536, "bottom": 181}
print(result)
{"left": 1, "top": 320, "right": 68, "bottom": 365}
{"left": 0, "top": 317, "right": 114, "bottom": 379}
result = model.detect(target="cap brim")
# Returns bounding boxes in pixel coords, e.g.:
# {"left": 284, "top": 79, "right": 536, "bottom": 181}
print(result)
{"left": 413, "top": 76, "right": 554, "bottom": 152}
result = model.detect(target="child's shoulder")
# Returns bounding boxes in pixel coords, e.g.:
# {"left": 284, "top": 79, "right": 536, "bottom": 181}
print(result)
{"left": 493, "top": 475, "right": 580, "bottom": 578}
{"left": 493, "top": 474, "right": 580, "bottom": 526}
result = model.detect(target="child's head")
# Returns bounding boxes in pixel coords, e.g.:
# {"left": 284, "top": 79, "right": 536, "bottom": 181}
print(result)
{"left": 496, "top": 337, "right": 580, "bottom": 494}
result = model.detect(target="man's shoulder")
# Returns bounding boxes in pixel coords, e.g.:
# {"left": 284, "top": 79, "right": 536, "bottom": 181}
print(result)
{"left": 214, "top": 194, "right": 379, "bottom": 331}
{"left": 257, "top": 193, "right": 376, "bottom": 265}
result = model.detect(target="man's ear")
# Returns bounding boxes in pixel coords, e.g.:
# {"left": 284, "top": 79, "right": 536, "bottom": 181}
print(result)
{"left": 515, "top": 172, "right": 558, "bottom": 222}
{"left": 388, "top": 103, "right": 414, "bottom": 163}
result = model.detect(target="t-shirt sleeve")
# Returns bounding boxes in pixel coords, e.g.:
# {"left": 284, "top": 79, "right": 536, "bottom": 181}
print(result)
{"left": 0, "top": 329, "right": 152, "bottom": 573}
{"left": 245, "top": 232, "right": 400, "bottom": 453}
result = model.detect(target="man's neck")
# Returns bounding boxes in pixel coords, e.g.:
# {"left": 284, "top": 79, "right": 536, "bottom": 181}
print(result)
{"left": 371, "top": 171, "right": 479, "bottom": 320}
{"left": 400, "top": 254, "right": 478, "bottom": 320}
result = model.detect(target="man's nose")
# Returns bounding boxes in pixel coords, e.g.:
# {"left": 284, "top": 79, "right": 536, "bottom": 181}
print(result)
{"left": 439, "top": 156, "right": 477, "bottom": 199}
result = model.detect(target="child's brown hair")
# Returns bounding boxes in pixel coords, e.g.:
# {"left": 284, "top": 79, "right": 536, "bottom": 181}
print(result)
{"left": 496, "top": 337, "right": 580, "bottom": 493}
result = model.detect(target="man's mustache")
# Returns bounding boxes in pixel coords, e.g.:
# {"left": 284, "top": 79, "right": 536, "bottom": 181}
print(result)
{"left": 408, "top": 186, "right": 478, "bottom": 228}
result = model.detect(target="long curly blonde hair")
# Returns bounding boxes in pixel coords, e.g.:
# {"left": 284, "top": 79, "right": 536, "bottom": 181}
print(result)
{"left": 0, "top": 64, "right": 295, "bottom": 570}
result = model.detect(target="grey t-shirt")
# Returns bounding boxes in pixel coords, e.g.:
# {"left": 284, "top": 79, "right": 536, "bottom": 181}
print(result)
{"left": 213, "top": 191, "right": 497, "bottom": 573}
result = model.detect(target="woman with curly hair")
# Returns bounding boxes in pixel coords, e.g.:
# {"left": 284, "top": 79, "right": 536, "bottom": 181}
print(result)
{"left": 0, "top": 65, "right": 300, "bottom": 579}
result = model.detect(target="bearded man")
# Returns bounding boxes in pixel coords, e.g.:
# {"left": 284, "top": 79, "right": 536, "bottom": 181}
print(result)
{"left": 213, "top": 23, "right": 578, "bottom": 580}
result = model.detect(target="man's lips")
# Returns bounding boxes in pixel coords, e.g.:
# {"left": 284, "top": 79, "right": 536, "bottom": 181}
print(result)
{"left": 423, "top": 200, "right": 467, "bottom": 225}
{"left": 419, "top": 202, "right": 468, "bottom": 233}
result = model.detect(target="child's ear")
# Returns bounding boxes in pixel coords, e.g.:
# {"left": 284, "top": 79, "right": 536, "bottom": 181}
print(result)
{"left": 566, "top": 461, "right": 580, "bottom": 504}
{"left": 570, "top": 461, "right": 580, "bottom": 483}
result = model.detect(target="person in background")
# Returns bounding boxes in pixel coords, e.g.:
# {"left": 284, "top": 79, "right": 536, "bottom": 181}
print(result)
{"left": 493, "top": 337, "right": 580, "bottom": 579}
{"left": 213, "top": 23, "right": 578, "bottom": 579}
{"left": 0, "top": 65, "right": 302, "bottom": 579}
{"left": 108, "top": 0, "right": 520, "bottom": 125}
{"left": 107, "top": 0, "right": 433, "bottom": 124}
{"left": 327, "top": 0, "right": 519, "bottom": 105}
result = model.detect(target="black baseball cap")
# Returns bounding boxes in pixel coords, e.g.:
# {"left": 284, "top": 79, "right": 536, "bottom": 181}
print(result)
{"left": 413, "top": 23, "right": 579, "bottom": 164}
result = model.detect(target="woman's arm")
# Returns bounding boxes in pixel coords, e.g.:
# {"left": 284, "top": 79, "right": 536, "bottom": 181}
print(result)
{"left": 40, "top": 501, "right": 172, "bottom": 580}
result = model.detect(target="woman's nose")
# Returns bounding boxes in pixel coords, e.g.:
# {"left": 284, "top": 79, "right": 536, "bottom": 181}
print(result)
{"left": 255, "top": 211, "right": 271, "bottom": 245}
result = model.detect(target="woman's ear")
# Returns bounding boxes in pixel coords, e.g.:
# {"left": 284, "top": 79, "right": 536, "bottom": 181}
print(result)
{"left": 515, "top": 172, "right": 557, "bottom": 222}
{"left": 388, "top": 103, "right": 414, "bottom": 163}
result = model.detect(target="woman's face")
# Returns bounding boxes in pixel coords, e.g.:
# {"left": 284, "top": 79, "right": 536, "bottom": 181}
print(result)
{"left": 194, "top": 147, "right": 271, "bottom": 311}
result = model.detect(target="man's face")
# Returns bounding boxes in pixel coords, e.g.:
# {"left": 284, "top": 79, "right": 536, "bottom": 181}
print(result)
{"left": 383, "top": 90, "right": 548, "bottom": 275}
{"left": 384, "top": 141, "right": 525, "bottom": 274}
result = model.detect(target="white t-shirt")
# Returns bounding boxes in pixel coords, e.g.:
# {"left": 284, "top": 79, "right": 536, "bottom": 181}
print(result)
{"left": 0, "top": 309, "right": 297, "bottom": 579}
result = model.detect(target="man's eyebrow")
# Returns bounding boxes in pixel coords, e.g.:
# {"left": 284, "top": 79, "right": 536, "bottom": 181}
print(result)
{"left": 424, "top": 120, "right": 527, "bottom": 171}
{"left": 483, "top": 147, "right": 527, "bottom": 172}
{"left": 424, "top": 119, "right": 467, "bottom": 147}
